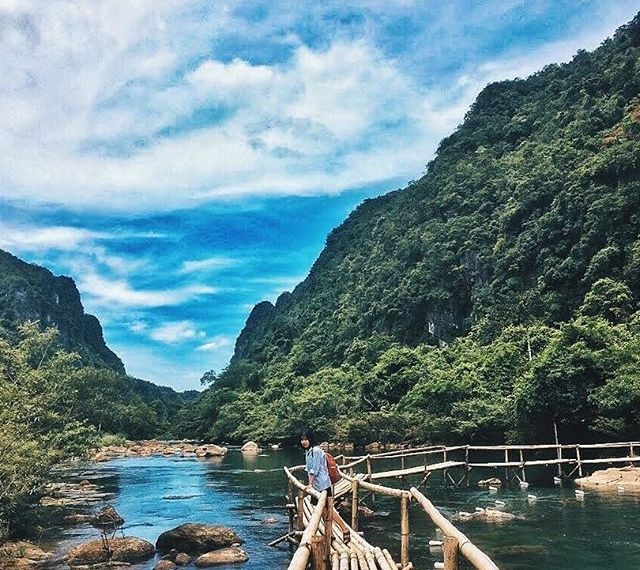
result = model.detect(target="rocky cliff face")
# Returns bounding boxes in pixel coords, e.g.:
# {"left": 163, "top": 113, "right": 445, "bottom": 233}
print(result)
{"left": 0, "top": 249, "right": 125, "bottom": 373}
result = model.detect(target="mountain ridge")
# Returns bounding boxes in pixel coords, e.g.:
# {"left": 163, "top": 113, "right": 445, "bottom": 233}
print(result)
{"left": 191, "top": 13, "right": 640, "bottom": 445}
{"left": 0, "top": 248, "right": 125, "bottom": 373}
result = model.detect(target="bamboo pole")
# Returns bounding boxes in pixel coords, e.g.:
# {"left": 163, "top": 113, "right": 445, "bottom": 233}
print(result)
{"left": 576, "top": 445, "right": 583, "bottom": 477}
{"left": 400, "top": 494, "right": 410, "bottom": 568}
{"left": 383, "top": 548, "right": 397, "bottom": 569}
{"left": 364, "top": 550, "right": 377, "bottom": 570}
{"left": 503, "top": 448, "right": 509, "bottom": 485}
{"left": 351, "top": 479, "right": 359, "bottom": 532}
{"left": 356, "top": 549, "right": 368, "bottom": 570}
{"left": 465, "top": 446, "right": 470, "bottom": 487}
{"left": 287, "top": 490, "right": 328, "bottom": 570}
{"left": 373, "top": 546, "right": 394, "bottom": 570}
{"left": 556, "top": 443, "right": 563, "bottom": 478}
{"left": 444, "top": 535, "right": 459, "bottom": 570}
{"left": 366, "top": 455, "right": 375, "bottom": 504}
{"left": 443, "top": 447, "right": 449, "bottom": 487}
{"left": 325, "top": 493, "right": 334, "bottom": 569}
{"left": 311, "top": 535, "right": 325, "bottom": 570}
{"left": 297, "top": 489, "right": 305, "bottom": 531}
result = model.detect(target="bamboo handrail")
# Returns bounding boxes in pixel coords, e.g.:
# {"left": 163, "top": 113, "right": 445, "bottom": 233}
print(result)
{"left": 284, "top": 441, "right": 640, "bottom": 570}
{"left": 287, "top": 488, "right": 327, "bottom": 570}
{"left": 410, "top": 487, "right": 499, "bottom": 570}
{"left": 341, "top": 471, "right": 410, "bottom": 499}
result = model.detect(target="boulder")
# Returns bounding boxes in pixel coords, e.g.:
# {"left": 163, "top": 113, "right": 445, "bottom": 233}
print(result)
{"left": 195, "top": 445, "right": 228, "bottom": 457}
{"left": 456, "top": 507, "right": 520, "bottom": 522}
{"left": 65, "top": 536, "right": 155, "bottom": 566}
{"left": 478, "top": 478, "right": 502, "bottom": 486}
{"left": 156, "top": 524, "right": 242, "bottom": 555}
{"left": 0, "top": 541, "right": 52, "bottom": 569}
{"left": 195, "top": 547, "right": 248, "bottom": 567}
{"left": 240, "top": 441, "right": 260, "bottom": 453}
{"left": 91, "top": 505, "right": 124, "bottom": 529}
{"left": 155, "top": 560, "right": 178, "bottom": 570}
{"left": 575, "top": 466, "right": 640, "bottom": 489}
{"left": 175, "top": 552, "right": 191, "bottom": 565}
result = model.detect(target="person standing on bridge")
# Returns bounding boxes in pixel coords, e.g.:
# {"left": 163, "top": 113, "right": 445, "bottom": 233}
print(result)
{"left": 300, "top": 430, "right": 351, "bottom": 544}
{"left": 300, "top": 430, "right": 332, "bottom": 496}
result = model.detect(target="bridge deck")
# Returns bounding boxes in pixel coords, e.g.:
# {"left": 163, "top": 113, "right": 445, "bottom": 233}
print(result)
{"left": 301, "top": 495, "right": 400, "bottom": 570}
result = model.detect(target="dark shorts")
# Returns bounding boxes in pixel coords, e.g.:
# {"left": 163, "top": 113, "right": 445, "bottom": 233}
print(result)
{"left": 310, "top": 486, "right": 332, "bottom": 505}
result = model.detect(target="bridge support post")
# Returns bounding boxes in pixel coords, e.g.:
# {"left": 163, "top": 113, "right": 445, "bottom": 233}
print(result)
{"left": 310, "top": 535, "right": 325, "bottom": 570}
{"left": 324, "top": 494, "right": 334, "bottom": 569}
{"left": 351, "top": 479, "right": 359, "bottom": 532}
{"left": 400, "top": 493, "right": 410, "bottom": 567}
{"left": 443, "top": 535, "right": 459, "bottom": 570}
{"left": 296, "top": 489, "right": 305, "bottom": 531}
{"left": 576, "top": 446, "right": 583, "bottom": 477}
{"left": 556, "top": 444, "right": 563, "bottom": 478}
{"left": 464, "top": 447, "right": 470, "bottom": 487}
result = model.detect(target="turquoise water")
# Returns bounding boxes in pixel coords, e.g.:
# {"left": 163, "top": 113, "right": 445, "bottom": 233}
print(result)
{"left": 48, "top": 449, "right": 640, "bottom": 569}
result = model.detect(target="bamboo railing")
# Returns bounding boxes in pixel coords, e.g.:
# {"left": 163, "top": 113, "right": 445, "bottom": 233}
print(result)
{"left": 339, "top": 441, "right": 640, "bottom": 485}
{"left": 281, "top": 441, "right": 640, "bottom": 569}
{"left": 284, "top": 458, "right": 498, "bottom": 570}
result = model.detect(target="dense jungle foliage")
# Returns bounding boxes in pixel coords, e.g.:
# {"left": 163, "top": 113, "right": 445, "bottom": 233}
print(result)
{"left": 187, "top": 14, "right": 640, "bottom": 446}
{"left": 0, "top": 322, "right": 196, "bottom": 539}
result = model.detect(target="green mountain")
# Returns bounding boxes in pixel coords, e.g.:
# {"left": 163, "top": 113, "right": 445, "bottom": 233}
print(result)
{"left": 193, "top": 14, "right": 640, "bottom": 446}
{"left": 0, "top": 248, "right": 196, "bottom": 439}
{"left": 0, "top": 248, "right": 125, "bottom": 372}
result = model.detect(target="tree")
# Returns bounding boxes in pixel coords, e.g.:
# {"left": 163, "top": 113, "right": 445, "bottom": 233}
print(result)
{"left": 0, "top": 322, "right": 96, "bottom": 538}
{"left": 578, "top": 278, "right": 634, "bottom": 324}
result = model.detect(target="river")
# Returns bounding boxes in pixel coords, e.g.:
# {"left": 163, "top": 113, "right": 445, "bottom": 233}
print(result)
{"left": 45, "top": 448, "right": 640, "bottom": 569}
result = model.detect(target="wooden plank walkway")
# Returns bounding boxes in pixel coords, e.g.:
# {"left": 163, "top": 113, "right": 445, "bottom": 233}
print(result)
{"left": 333, "top": 472, "right": 367, "bottom": 497}
{"left": 301, "top": 495, "right": 401, "bottom": 570}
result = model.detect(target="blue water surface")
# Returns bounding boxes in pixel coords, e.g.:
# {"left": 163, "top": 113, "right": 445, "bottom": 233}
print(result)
{"left": 48, "top": 449, "right": 640, "bottom": 569}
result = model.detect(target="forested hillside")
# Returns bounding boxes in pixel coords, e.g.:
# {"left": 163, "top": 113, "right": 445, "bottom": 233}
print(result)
{"left": 0, "top": 248, "right": 125, "bottom": 372}
{"left": 189, "top": 14, "right": 640, "bottom": 446}
{"left": 0, "top": 260, "right": 197, "bottom": 543}
{"left": 0, "top": 257, "right": 197, "bottom": 538}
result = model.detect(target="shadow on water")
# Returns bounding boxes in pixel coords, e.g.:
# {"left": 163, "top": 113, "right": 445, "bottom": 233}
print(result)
{"left": 42, "top": 449, "right": 640, "bottom": 569}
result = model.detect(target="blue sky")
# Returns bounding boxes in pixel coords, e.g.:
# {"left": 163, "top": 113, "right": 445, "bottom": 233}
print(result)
{"left": 1, "top": 1, "right": 639, "bottom": 392}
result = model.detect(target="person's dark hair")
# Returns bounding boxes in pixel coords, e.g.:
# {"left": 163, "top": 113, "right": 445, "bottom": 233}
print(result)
{"left": 300, "top": 430, "right": 316, "bottom": 447}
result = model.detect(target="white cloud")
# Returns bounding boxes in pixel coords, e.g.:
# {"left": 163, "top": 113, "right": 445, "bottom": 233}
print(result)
{"left": 0, "top": 224, "right": 99, "bottom": 251}
{"left": 79, "top": 272, "right": 217, "bottom": 308}
{"left": 129, "top": 320, "right": 149, "bottom": 333}
{"left": 149, "top": 321, "right": 206, "bottom": 344}
{"left": 180, "top": 256, "right": 237, "bottom": 274}
{"left": 0, "top": 2, "right": 636, "bottom": 213}
{"left": 187, "top": 58, "right": 275, "bottom": 100}
{"left": 196, "top": 336, "right": 233, "bottom": 351}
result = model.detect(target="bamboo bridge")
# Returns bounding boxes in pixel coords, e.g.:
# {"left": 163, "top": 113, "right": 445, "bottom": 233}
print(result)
{"left": 278, "top": 441, "right": 640, "bottom": 570}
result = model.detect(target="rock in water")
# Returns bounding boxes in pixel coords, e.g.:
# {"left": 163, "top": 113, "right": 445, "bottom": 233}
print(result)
{"left": 156, "top": 524, "right": 243, "bottom": 555}
{"left": 91, "top": 505, "right": 125, "bottom": 529}
{"left": 65, "top": 536, "right": 155, "bottom": 566}
{"left": 195, "top": 547, "right": 249, "bottom": 567}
